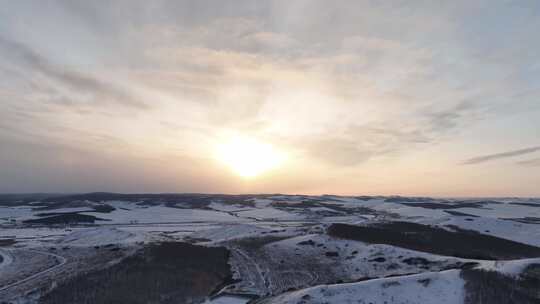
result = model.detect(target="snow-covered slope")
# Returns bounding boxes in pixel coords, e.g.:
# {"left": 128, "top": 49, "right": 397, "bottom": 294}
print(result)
{"left": 57, "top": 227, "right": 139, "bottom": 246}
{"left": 263, "top": 270, "right": 465, "bottom": 304}
{"left": 258, "top": 234, "right": 474, "bottom": 292}
{"left": 436, "top": 216, "right": 540, "bottom": 247}
{"left": 190, "top": 224, "right": 278, "bottom": 243}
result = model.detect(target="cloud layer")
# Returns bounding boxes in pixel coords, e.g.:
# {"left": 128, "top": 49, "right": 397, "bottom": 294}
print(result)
{"left": 1, "top": 1, "right": 539, "bottom": 195}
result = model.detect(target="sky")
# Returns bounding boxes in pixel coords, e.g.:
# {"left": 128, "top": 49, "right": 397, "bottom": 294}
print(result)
{"left": 0, "top": 1, "right": 539, "bottom": 196}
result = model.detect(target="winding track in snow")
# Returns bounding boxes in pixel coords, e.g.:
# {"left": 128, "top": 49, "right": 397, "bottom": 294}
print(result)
{"left": 0, "top": 249, "right": 67, "bottom": 292}
{"left": 232, "top": 247, "right": 268, "bottom": 293}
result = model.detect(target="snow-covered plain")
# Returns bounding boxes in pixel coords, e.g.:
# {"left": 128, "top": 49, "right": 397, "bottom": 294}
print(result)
{"left": 57, "top": 227, "right": 139, "bottom": 246}
{"left": 83, "top": 205, "right": 247, "bottom": 224}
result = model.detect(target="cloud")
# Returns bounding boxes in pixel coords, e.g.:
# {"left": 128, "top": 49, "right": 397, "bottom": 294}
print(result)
{"left": 425, "top": 101, "right": 478, "bottom": 134}
{"left": 300, "top": 137, "right": 373, "bottom": 167}
{"left": 0, "top": 10, "right": 495, "bottom": 172}
{"left": 296, "top": 100, "right": 478, "bottom": 167}
{"left": 1, "top": 1, "right": 540, "bottom": 195}
{"left": 0, "top": 36, "right": 148, "bottom": 110}
{"left": 516, "top": 158, "right": 540, "bottom": 167}
{"left": 148, "top": 27, "right": 483, "bottom": 163}
{"left": 463, "top": 146, "right": 540, "bottom": 165}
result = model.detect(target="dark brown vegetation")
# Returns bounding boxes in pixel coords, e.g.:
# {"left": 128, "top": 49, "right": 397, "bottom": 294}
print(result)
{"left": 0, "top": 238, "right": 16, "bottom": 247}
{"left": 34, "top": 207, "right": 115, "bottom": 218}
{"left": 23, "top": 213, "right": 107, "bottom": 225}
{"left": 443, "top": 210, "right": 480, "bottom": 217}
{"left": 384, "top": 196, "right": 435, "bottom": 203}
{"left": 461, "top": 264, "right": 540, "bottom": 304}
{"left": 232, "top": 236, "right": 290, "bottom": 250}
{"left": 270, "top": 200, "right": 376, "bottom": 217}
{"left": 504, "top": 217, "right": 540, "bottom": 224}
{"left": 327, "top": 222, "right": 540, "bottom": 260}
{"left": 40, "top": 242, "right": 231, "bottom": 304}
{"left": 37, "top": 192, "right": 260, "bottom": 209}
{"left": 509, "top": 202, "right": 540, "bottom": 207}
{"left": 400, "top": 202, "right": 490, "bottom": 209}
{"left": 0, "top": 193, "right": 59, "bottom": 206}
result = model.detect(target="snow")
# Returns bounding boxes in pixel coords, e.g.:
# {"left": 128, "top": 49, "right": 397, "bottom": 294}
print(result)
{"left": 477, "top": 258, "right": 540, "bottom": 277}
{"left": 265, "top": 234, "right": 472, "bottom": 281}
{"left": 0, "top": 206, "right": 97, "bottom": 224}
{"left": 190, "top": 224, "right": 283, "bottom": 243}
{"left": 209, "top": 202, "right": 253, "bottom": 212}
{"left": 0, "top": 249, "right": 13, "bottom": 270}
{"left": 327, "top": 196, "right": 365, "bottom": 204}
{"left": 205, "top": 295, "right": 251, "bottom": 304}
{"left": 0, "top": 206, "right": 34, "bottom": 223}
{"left": 0, "top": 227, "right": 73, "bottom": 246}
{"left": 360, "top": 201, "right": 451, "bottom": 219}
{"left": 253, "top": 198, "right": 273, "bottom": 208}
{"left": 58, "top": 227, "right": 138, "bottom": 246}
{"left": 308, "top": 206, "right": 338, "bottom": 212}
{"left": 118, "top": 223, "right": 220, "bottom": 233}
{"left": 455, "top": 203, "right": 540, "bottom": 219}
{"left": 33, "top": 207, "right": 96, "bottom": 214}
{"left": 104, "top": 200, "right": 137, "bottom": 210}
{"left": 235, "top": 208, "right": 303, "bottom": 221}
{"left": 3, "top": 195, "right": 540, "bottom": 304}
{"left": 82, "top": 206, "right": 247, "bottom": 224}
{"left": 267, "top": 270, "right": 465, "bottom": 304}
{"left": 437, "top": 216, "right": 540, "bottom": 247}
{"left": 356, "top": 198, "right": 540, "bottom": 223}
{"left": 319, "top": 215, "right": 365, "bottom": 223}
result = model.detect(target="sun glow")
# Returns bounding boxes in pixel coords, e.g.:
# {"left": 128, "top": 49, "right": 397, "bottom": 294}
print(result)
{"left": 215, "top": 136, "right": 285, "bottom": 178}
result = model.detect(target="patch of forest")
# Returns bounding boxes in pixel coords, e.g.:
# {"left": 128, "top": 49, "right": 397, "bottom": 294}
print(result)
{"left": 40, "top": 242, "right": 232, "bottom": 304}
{"left": 23, "top": 213, "right": 107, "bottom": 225}
{"left": 461, "top": 264, "right": 540, "bottom": 304}
{"left": 327, "top": 222, "right": 540, "bottom": 260}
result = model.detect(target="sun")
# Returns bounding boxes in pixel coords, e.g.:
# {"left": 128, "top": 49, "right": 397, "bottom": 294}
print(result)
{"left": 215, "top": 136, "right": 285, "bottom": 178}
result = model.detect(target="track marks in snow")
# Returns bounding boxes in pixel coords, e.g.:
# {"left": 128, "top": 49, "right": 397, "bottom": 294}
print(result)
{"left": 0, "top": 249, "right": 66, "bottom": 292}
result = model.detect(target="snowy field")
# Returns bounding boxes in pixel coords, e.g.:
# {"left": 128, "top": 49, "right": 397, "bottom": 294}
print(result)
{"left": 0, "top": 193, "right": 539, "bottom": 303}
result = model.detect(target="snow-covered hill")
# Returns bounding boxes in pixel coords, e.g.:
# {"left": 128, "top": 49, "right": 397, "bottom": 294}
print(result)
{"left": 261, "top": 270, "right": 465, "bottom": 304}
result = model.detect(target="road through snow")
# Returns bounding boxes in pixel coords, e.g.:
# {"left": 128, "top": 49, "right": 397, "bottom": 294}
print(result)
{"left": 0, "top": 249, "right": 67, "bottom": 292}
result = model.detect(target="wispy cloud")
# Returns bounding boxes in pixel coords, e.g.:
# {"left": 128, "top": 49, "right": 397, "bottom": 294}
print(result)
{"left": 516, "top": 157, "right": 540, "bottom": 167}
{"left": 463, "top": 146, "right": 540, "bottom": 165}
{"left": 0, "top": 36, "right": 149, "bottom": 110}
